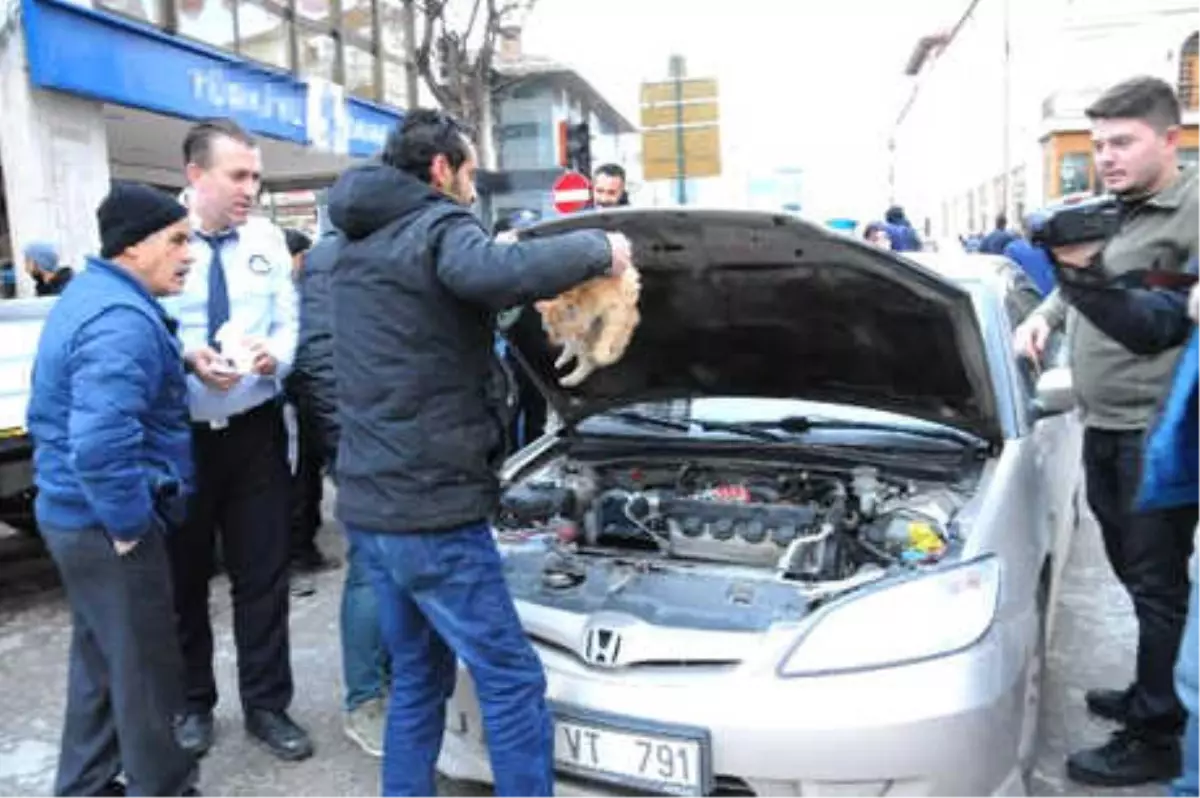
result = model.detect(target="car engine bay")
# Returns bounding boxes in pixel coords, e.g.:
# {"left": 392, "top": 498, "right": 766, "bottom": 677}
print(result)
{"left": 496, "top": 454, "right": 974, "bottom": 604}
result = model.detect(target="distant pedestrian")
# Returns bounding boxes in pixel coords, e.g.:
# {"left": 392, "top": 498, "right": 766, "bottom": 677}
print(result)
{"left": 882, "top": 205, "right": 922, "bottom": 252}
{"left": 862, "top": 221, "right": 892, "bottom": 249}
{"left": 27, "top": 181, "right": 198, "bottom": 796}
{"left": 1002, "top": 215, "right": 1057, "bottom": 297}
{"left": 24, "top": 241, "right": 74, "bottom": 296}
{"left": 979, "top": 213, "right": 1018, "bottom": 255}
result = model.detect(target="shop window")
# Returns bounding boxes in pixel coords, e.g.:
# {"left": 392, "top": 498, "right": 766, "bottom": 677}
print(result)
{"left": 383, "top": 58, "right": 408, "bottom": 108}
{"left": 341, "top": 0, "right": 374, "bottom": 43}
{"left": 296, "top": 0, "right": 331, "bottom": 23}
{"left": 95, "top": 0, "right": 164, "bottom": 25}
{"left": 1179, "top": 33, "right": 1199, "bottom": 113}
{"left": 499, "top": 122, "right": 539, "bottom": 140}
{"left": 345, "top": 45, "right": 378, "bottom": 101}
{"left": 175, "top": 0, "right": 236, "bottom": 51}
{"left": 238, "top": 0, "right": 291, "bottom": 70}
{"left": 1059, "top": 151, "right": 1091, "bottom": 196}
{"left": 299, "top": 32, "right": 338, "bottom": 82}
{"left": 380, "top": 0, "right": 406, "bottom": 56}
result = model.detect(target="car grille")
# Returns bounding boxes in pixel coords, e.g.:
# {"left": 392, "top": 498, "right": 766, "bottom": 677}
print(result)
{"left": 531, "top": 633, "right": 741, "bottom": 669}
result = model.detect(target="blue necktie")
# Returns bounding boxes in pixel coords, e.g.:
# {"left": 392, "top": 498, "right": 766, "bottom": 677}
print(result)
{"left": 199, "top": 230, "right": 238, "bottom": 350}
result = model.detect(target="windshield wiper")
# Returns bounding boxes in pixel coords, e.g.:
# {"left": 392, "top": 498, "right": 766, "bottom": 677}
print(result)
{"left": 604, "top": 410, "right": 786, "bottom": 443}
{"left": 745, "top": 415, "right": 985, "bottom": 448}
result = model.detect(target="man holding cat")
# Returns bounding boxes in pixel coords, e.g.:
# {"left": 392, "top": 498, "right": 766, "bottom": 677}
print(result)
{"left": 327, "top": 108, "right": 632, "bottom": 796}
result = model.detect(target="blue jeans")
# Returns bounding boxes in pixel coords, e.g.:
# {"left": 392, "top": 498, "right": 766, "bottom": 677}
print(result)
{"left": 349, "top": 523, "right": 553, "bottom": 797}
{"left": 1171, "top": 575, "right": 1199, "bottom": 796}
{"left": 341, "top": 535, "right": 390, "bottom": 712}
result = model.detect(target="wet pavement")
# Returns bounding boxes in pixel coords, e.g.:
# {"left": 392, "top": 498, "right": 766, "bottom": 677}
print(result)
{"left": 0, "top": 504, "right": 1171, "bottom": 796}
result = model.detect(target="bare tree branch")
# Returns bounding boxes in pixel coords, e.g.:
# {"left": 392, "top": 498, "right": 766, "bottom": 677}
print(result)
{"left": 408, "top": 0, "right": 538, "bottom": 159}
{"left": 462, "top": 0, "right": 483, "bottom": 44}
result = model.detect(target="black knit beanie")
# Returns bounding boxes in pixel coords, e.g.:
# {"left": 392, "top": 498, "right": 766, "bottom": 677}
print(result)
{"left": 97, "top": 181, "right": 189, "bottom": 259}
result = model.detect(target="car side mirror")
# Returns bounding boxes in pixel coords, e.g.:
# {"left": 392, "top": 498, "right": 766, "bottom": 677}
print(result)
{"left": 1033, "top": 367, "right": 1075, "bottom": 418}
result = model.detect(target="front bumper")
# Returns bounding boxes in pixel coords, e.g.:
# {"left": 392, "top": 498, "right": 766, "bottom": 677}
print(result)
{"left": 437, "top": 619, "right": 1031, "bottom": 797}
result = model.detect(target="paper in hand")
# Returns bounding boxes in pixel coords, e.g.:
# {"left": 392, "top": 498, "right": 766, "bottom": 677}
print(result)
{"left": 214, "top": 322, "right": 256, "bottom": 374}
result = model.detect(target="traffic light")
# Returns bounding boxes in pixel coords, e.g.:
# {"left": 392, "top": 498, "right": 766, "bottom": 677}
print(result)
{"left": 557, "top": 120, "right": 591, "bottom": 176}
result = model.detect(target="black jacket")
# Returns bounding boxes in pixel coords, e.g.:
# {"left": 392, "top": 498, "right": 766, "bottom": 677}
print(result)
{"left": 327, "top": 162, "right": 612, "bottom": 533}
{"left": 1058, "top": 257, "right": 1197, "bottom": 356}
{"left": 289, "top": 231, "right": 343, "bottom": 465}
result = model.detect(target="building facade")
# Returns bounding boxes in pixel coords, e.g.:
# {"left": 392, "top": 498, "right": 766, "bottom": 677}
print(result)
{"left": 0, "top": 0, "right": 411, "bottom": 296}
{"left": 892, "top": 0, "right": 1199, "bottom": 240}
{"left": 488, "top": 45, "right": 636, "bottom": 224}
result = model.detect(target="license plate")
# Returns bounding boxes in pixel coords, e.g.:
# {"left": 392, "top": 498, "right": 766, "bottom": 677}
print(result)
{"left": 554, "top": 716, "right": 706, "bottom": 795}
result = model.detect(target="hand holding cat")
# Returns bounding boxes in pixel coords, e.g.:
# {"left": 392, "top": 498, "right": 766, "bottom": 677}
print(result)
{"left": 606, "top": 233, "right": 632, "bottom": 278}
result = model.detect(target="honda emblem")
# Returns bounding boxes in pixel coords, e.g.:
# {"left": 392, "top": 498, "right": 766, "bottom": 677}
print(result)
{"left": 584, "top": 627, "right": 623, "bottom": 667}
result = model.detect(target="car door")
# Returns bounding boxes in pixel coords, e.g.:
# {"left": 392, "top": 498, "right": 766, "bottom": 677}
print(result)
{"left": 1001, "top": 272, "right": 1082, "bottom": 628}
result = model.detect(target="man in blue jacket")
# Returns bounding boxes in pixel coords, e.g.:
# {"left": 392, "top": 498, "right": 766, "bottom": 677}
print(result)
{"left": 27, "top": 181, "right": 198, "bottom": 796}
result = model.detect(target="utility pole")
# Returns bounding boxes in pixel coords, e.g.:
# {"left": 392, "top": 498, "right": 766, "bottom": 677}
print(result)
{"left": 669, "top": 54, "right": 687, "bottom": 205}
{"left": 1001, "top": 0, "right": 1012, "bottom": 216}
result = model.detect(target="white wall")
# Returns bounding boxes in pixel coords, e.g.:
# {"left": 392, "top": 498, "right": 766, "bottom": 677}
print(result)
{"left": 0, "top": 25, "right": 109, "bottom": 296}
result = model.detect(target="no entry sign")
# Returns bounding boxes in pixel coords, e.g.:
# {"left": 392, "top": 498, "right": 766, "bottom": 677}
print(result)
{"left": 552, "top": 171, "right": 592, "bottom": 214}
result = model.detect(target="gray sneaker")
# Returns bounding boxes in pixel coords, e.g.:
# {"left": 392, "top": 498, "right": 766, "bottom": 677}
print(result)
{"left": 344, "top": 697, "right": 385, "bottom": 758}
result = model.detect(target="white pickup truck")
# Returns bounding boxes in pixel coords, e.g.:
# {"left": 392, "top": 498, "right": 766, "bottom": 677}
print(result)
{"left": 0, "top": 298, "right": 51, "bottom": 532}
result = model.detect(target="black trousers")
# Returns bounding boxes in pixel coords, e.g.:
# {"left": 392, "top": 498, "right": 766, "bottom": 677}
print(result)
{"left": 168, "top": 400, "right": 294, "bottom": 715}
{"left": 41, "top": 525, "right": 197, "bottom": 796}
{"left": 1083, "top": 427, "right": 1197, "bottom": 738}
{"left": 288, "top": 397, "right": 325, "bottom": 562}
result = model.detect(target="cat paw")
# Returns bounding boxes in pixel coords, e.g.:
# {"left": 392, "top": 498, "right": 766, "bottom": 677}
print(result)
{"left": 559, "top": 361, "right": 596, "bottom": 387}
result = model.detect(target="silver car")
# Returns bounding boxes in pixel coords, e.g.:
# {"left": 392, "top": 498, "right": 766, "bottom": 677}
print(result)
{"left": 437, "top": 211, "right": 1082, "bottom": 796}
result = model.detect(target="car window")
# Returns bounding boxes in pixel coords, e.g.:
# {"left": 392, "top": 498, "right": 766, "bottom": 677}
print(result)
{"left": 1001, "top": 271, "right": 1052, "bottom": 397}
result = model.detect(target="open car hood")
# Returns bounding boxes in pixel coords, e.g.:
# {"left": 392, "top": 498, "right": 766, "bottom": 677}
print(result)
{"left": 502, "top": 209, "right": 1002, "bottom": 444}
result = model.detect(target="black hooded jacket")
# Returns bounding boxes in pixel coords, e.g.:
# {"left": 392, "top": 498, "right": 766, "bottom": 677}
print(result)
{"left": 289, "top": 230, "right": 344, "bottom": 465}
{"left": 327, "top": 162, "right": 612, "bottom": 533}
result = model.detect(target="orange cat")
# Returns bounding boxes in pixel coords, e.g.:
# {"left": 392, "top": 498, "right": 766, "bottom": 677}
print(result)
{"left": 535, "top": 266, "right": 641, "bottom": 387}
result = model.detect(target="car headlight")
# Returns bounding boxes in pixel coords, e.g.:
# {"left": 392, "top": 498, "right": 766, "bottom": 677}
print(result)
{"left": 779, "top": 556, "right": 1001, "bottom": 677}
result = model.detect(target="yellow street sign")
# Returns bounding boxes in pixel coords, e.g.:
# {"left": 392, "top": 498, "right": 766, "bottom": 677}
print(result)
{"left": 640, "top": 78, "right": 719, "bottom": 106}
{"left": 640, "top": 101, "right": 719, "bottom": 129}
{"left": 641, "top": 125, "right": 722, "bottom": 180}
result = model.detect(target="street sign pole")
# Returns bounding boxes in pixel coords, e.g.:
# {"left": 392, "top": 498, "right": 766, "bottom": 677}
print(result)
{"left": 670, "top": 55, "right": 687, "bottom": 205}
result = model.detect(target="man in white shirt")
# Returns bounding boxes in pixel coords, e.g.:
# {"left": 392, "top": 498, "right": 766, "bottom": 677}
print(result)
{"left": 162, "top": 119, "right": 312, "bottom": 762}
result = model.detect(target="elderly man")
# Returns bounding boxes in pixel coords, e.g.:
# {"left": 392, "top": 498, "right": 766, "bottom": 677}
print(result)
{"left": 27, "top": 181, "right": 198, "bottom": 796}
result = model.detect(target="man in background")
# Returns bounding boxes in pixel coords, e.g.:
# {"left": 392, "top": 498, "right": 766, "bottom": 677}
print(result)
{"left": 283, "top": 226, "right": 337, "bottom": 577}
{"left": 1002, "top": 214, "right": 1057, "bottom": 297}
{"left": 593, "top": 163, "right": 629, "bottom": 208}
{"left": 979, "top": 213, "right": 1018, "bottom": 255}
{"left": 882, "top": 205, "right": 922, "bottom": 252}
{"left": 289, "top": 222, "right": 391, "bottom": 757}
{"left": 24, "top": 241, "right": 74, "bottom": 296}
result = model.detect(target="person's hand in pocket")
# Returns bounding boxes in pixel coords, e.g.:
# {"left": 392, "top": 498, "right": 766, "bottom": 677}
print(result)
{"left": 113, "top": 539, "right": 139, "bottom": 556}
